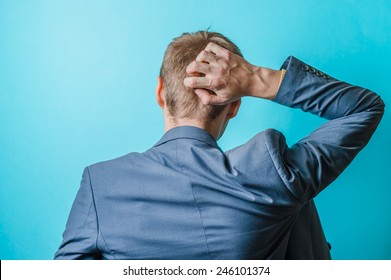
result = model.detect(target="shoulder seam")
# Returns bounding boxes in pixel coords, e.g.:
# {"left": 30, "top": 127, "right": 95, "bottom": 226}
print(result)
{"left": 86, "top": 167, "right": 116, "bottom": 259}
{"left": 263, "top": 130, "right": 303, "bottom": 205}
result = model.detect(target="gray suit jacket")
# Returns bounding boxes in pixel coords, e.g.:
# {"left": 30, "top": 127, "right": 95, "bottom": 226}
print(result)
{"left": 54, "top": 56, "right": 384, "bottom": 259}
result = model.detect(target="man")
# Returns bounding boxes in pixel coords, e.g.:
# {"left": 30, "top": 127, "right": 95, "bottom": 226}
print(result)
{"left": 54, "top": 31, "right": 384, "bottom": 259}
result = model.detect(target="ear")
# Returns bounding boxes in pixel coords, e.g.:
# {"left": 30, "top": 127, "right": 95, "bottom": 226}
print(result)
{"left": 226, "top": 99, "right": 241, "bottom": 119}
{"left": 156, "top": 76, "right": 165, "bottom": 109}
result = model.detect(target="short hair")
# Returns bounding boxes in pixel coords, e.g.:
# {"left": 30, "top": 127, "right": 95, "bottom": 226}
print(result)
{"left": 159, "top": 31, "right": 243, "bottom": 121}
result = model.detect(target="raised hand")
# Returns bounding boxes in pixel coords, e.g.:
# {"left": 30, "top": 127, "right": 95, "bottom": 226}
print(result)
{"left": 184, "top": 42, "right": 281, "bottom": 105}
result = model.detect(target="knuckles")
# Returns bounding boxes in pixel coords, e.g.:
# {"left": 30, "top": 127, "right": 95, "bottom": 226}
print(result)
{"left": 194, "top": 61, "right": 204, "bottom": 71}
{"left": 210, "top": 78, "right": 226, "bottom": 90}
{"left": 197, "top": 50, "right": 208, "bottom": 61}
{"left": 208, "top": 78, "right": 215, "bottom": 88}
{"left": 221, "top": 61, "right": 229, "bottom": 69}
{"left": 216, "top": 67, "right": 225, "bottom": 76}
{"left": 223, "top": 49, "right": 230, "bottom": 59}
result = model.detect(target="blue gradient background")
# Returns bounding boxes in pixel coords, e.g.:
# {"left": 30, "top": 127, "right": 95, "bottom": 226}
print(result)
{"left": 0, "top": 0, "right": 390, "bottom": 259}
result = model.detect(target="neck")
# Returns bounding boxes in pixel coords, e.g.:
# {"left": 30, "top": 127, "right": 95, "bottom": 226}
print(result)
{"left": 164, "top": 115, "right": 226, "bottom": 140}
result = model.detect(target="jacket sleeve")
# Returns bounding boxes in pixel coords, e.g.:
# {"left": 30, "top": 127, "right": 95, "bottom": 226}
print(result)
{"left": 268, "top": 56, "right": 385, "bottom": 204}
{"left": 54, "top": 167, "right": 101, "bottom": 259}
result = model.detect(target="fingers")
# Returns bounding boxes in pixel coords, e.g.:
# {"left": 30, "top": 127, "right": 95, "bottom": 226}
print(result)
{"left": 189, "top": 46, "right": 229, "bottom": 76}
{"left": 194, "top": 89, "right": 226, "bottom": 105}
{"left": 184, "top": 79, "right": 228, "bottom": 105}
{"left": 204, "top": 42, "right": 230, "bottom": 58}
{"left": 183, "top": 42, "right": 234, "bottom": 106}
{"left": 186, "top": 61, "right": 211, "bottom": 75}
{"left": 196, "top": 50, "right": 216, "bottom": 63}
{"left": 184, "top": 76, "right": 212, "bottom": 89}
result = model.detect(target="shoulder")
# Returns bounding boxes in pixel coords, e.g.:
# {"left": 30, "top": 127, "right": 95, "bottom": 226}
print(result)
{"left": 86, "top": 152, "right": 141, "bottom": 182}
{"left": 224, "top": 129, "right": 299, "bottom": 205}
{"left": 225, "top": 129, "right": 287, "bottom": 157}
{"left": 224, "top": 129, "right": 288, "bottom": 175}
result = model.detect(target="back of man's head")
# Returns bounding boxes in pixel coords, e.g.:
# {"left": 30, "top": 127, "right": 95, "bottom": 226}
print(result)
{"left": 160, "top": 31, "right": 243, "bottom": 122}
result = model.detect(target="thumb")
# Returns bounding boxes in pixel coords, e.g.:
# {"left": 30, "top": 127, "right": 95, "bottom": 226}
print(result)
{"left": 194, "top": 89, "right": 225, "bottom": 105}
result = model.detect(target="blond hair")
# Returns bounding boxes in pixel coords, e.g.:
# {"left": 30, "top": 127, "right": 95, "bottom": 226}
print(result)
{"left": 159, "top": 31, "right": 243, "bottom": 121}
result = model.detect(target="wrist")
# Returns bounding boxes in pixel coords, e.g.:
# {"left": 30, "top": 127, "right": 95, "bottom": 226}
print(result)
{"left": 248, "top": 66, "right": 282, "bottom": 100}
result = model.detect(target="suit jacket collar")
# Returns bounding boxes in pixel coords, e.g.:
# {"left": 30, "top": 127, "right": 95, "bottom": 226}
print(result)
{"left": 153, "top": 126, "right": 219, "bottom": 149}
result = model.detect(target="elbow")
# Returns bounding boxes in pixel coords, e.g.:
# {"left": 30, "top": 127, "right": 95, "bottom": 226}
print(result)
{"left": 375, "top": 94, "right": 385, "bottom": 117}
{"left": 378, "top": 95, "right": 385, "bottom": 113}
{"left": 367, "top": 92, "right": 385, "bottom": 117}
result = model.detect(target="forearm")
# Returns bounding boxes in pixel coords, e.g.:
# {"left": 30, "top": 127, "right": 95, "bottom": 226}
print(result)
{"left": 273, "top": 56, "right": 384, "bottom": 119}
